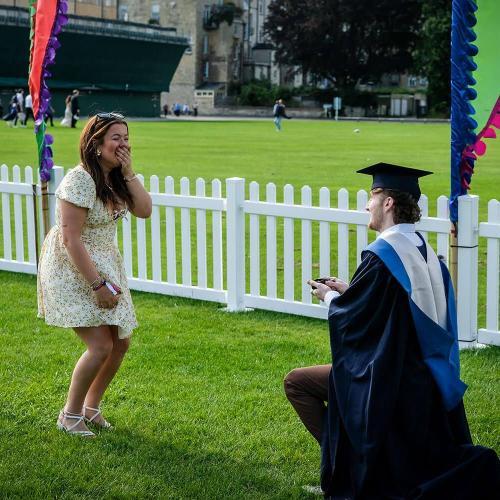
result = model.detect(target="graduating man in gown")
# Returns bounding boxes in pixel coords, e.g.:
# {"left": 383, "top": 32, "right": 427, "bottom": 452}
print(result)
{"left": 284, "top": 163, "right": 500, "bottom": 499}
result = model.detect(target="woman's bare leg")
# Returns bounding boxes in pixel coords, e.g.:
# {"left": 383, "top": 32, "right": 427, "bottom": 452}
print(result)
{"left": 61, "top": 325, "right": 113, "bottom": 431}
{"left": 84, "top": 326, "right": 130, "bottom": 425}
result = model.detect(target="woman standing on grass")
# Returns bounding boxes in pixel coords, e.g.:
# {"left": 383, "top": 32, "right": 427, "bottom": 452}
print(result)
{"left": 60, "top": 95, "right": 72, "bottom": 127}
{"left": 38, "top": 112, "right": 152, "bottom": 437}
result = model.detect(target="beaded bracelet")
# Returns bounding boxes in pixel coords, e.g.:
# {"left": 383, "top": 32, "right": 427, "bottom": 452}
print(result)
{"left": 92, "top": 280, "right": 106, "bottom": 292}
{"left": 90, "top": 276, "right": 102, "bottom": 288}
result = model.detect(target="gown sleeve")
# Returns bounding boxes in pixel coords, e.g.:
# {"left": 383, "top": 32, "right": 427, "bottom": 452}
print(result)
{"left": 325, "top": 251, "right": 411, "bottom": 478}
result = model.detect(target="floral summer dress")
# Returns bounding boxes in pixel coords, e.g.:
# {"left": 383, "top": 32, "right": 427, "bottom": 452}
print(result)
{"left": 37, "top": 165, "right": 137, "bottom": 338}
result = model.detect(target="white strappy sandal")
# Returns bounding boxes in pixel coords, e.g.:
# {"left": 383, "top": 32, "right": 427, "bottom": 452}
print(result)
{"left": 57, "top": 410, "right": 95, "bottom": 437}
{"left": 83, "top": 405, "right": 113, "bottom": 429}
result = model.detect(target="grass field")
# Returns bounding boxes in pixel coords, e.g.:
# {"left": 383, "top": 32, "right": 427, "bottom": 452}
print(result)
{"left": 0, "top": 270, "right": 498, "bottom": 498}
{"left": 1, "top": 119, "right": 499, "bottom": 211}
{"left": 0, "top": 119, "right": 499, "bottom": 498}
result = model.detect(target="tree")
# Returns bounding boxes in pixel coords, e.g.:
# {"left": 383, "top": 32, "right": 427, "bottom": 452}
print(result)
{"left": 413, "top": 0, "right": 451, "bottom": 115}
{"left": 206, "top": 3, "right": 243, "bottom": 29}
{"left": 265, "top": 0, "right": 422, "bottom": 89}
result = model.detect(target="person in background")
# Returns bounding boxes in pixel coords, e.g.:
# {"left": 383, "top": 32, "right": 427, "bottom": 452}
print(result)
{"left": 38, "top": 112, "right": 152, "bottom": 437}
{"left": 193, "top": 101, "right": 198, "bottom": 117}
{"left": 16, "top": 89, "right": 24, "bottom": 113}
{"left": 162, "top": 103, "right": 169, "bottom": 118}
{"left": 22, "top": 93, "right": 34, "bottom": 127}
{"left": 44, "top": 104, "right": 55, "bottom": 127}
{"left": 61, "top": 95, "right": 72, "bottom": 127}
{"left": 70, "top": 89, "right": 80, "bottom": 128}
{"left": 3, "top": 96, "right": 19, "bottom": 127}
{"left": 273, "top": 98, "right": 291, "bottom": 131}
{"left": 14, "top": 89, "right": 24, "bottom": 127}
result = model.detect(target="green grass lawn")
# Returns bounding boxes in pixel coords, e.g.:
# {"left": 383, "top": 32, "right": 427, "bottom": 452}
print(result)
{"left": 0, "top": 271, "right": 498, "bottom": 499}
{"left": 0, "top": 120, "right": 499, "bottom": 498}
{"left": 1, "top": 119, "right": 500, "bottom": 209}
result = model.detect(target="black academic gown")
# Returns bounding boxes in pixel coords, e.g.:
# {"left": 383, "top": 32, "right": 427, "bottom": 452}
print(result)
{"left": 321, "top": 251, "right": 500, "bottom": 499}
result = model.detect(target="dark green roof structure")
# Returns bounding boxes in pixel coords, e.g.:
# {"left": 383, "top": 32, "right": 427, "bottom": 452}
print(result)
{"left": 1, "top": 6, "right": 189, "bottom": 93}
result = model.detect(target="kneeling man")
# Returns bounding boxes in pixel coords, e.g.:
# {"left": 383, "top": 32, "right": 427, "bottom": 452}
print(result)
{"left": 285, "top": 163, "right": 500, "bottom": 498}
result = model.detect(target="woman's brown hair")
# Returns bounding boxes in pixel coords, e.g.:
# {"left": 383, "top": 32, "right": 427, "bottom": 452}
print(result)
{"left": 79, "top": 114, "right": 134, "bottom": 210}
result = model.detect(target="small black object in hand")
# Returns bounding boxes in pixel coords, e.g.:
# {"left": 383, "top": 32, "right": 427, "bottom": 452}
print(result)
{"left": 310, "top": 277, "right": 332, "bottom": 289}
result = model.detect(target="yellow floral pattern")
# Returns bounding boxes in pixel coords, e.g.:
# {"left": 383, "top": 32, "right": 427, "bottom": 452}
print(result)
{"left": 37, "top": 165, "right": 137, "bottom": 338}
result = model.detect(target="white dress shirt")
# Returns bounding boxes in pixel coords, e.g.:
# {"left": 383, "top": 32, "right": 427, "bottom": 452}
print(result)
{"left": 323, "top": 224, "right": 423, "bottom": 306}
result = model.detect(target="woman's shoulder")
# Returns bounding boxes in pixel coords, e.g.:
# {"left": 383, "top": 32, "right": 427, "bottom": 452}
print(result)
{"left": 65, "top": 165, "right": 94, "bottom": 182}
{"left": 56, "top": 165, "right": 96, "bottom": 208}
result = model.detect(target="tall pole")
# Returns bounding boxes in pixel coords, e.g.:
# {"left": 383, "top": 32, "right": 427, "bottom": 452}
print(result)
{"left": 41, "top": 180, "right": 50, "bottom": 240}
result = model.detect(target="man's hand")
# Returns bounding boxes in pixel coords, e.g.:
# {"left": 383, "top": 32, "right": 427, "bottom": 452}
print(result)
{"left": 307, "top": 280, "right": 334, "bottom": 301}
{"left": 307, "top": 277, "right": 349, "bottom": 301}
{"left": 324, "top": 277, "right": 349, "bottom": 295}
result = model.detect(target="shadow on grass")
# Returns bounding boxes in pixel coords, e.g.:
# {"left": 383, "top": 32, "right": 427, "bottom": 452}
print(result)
{"left": 0, "top": 421, "right": 309, "bottom": 499}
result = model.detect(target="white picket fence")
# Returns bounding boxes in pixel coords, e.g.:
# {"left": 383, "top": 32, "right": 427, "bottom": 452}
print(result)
{"left": 1, "top": 164, "right": 499, "bottom": 347}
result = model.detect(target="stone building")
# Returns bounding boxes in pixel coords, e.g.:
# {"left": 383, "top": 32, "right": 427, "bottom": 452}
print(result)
{"left": 243, "top": 0, "right": 304, "bottom": 88}
{"left": 119, "top": 0, "right": 245, "bottom": 110}
{"left": 1, "top": 0, "right": 119, "bottom": 19}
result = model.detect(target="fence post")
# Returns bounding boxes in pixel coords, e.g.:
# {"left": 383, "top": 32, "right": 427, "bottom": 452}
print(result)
{"left": 457, "top": 194, "right": 479, "bottom": 346}
{"left": 225, "top": 177, "right": 246, "bottom": 311}
{"left": 485, "top": 200, "right": 500, "bottom": 332}
{"left": 48, "top": 166, "right": 65, "bottom": 228}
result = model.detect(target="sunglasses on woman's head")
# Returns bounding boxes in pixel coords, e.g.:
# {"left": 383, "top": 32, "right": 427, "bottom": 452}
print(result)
{"left": 96, "top": 112, "right": 124, "bottom": 121}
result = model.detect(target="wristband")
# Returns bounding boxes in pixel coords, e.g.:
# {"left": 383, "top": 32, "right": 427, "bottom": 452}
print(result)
{"left": 124, "top": 174, "right": 137, "bottom": 183}
{"left": 92, "top": 280, "right": 106, "bottom": 291}
{"left": 105, "top": 281, "right": 119, "bottom": 296}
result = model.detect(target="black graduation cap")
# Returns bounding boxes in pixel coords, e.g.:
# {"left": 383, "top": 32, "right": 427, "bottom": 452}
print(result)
{"left": 357, "top": 163, "right": 432, "bottom": 201}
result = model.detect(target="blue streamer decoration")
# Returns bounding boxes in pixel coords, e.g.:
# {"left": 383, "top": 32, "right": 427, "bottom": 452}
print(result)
{"left": 450, "top": 0, "right": 478, "bottom": 223}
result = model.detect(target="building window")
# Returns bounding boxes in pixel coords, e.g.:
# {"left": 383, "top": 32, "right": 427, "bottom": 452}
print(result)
{"left": 233, "top": 22, "right": 241, "bottom": 38}
{"left": 203, "top": 5, "right": 211, "bottom": 25}
{"left": 408, "top": 76, "right": 417, "bottom": 87}
{"left": 203, "top": 35, "right": 209, "bottom": 55}
{"left": 203, "top": 62, "right": 209, "bottom": 81}
{"left": 118, "top": 4, "right": 128, "bottom": 21}
{"left": 151, "top": 3, "right": 160, "bottom": 22}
